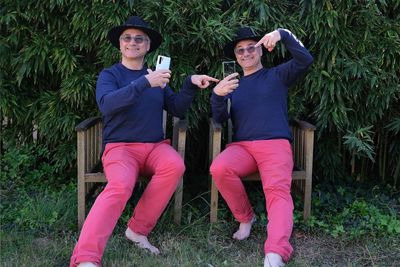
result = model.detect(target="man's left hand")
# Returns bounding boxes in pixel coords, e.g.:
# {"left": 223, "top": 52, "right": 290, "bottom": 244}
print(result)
{"left": 255, "top": 30, "right": 281, "bottom": 52}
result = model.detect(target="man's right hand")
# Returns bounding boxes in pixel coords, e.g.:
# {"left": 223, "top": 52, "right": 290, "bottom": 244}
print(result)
{"left": 213, "top": 73, "right": 239, "bottom": 96}
{"left": 145, "top": 69, "right": 171, "bottom": 88}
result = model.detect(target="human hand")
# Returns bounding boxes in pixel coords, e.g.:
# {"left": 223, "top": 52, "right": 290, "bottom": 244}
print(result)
{"left": 145, "top": 69, "right": 171, "bottom": 88}
{"left": 191, "top": 75, "right": 219, "bottom": 89}
{"left": 255, "top": 30, "right": 281, "bottom": 52}
{"left": 213, "top": 73, "right": 239, "bottom": 96}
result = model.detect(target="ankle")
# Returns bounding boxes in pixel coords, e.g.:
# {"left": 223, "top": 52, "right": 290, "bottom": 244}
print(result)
{"left": 77, "top": 262, "right": 97, "bottom": 267}
{"left": 264, "top": 252, "right": 285, "bottom": 267}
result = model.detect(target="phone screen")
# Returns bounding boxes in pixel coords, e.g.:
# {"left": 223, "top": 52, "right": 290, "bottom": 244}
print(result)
{"left": 222, "top": 61, "right": 236, "bottom": 78}
{"left": 156, "top": 55, "right": 171, "bottom": 70}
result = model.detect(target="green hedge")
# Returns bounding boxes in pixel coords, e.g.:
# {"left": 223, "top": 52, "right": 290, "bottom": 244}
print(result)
{"left": 1, "top": 0, "right": 399, "bottom": 185}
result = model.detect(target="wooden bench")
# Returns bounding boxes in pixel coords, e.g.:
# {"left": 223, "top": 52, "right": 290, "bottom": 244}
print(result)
{"left": 75, "top": 113, "right": 187, "bottom": 229}
{"left": 209, "top": 118, "right": 316, "bottom": 222}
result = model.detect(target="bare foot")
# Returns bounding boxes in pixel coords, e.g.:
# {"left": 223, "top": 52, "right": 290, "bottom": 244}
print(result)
{"left": 125, "top": 227, "right": 160, "bottom": 254}
{"left": 232, "top": 215, "right": 256, "bottom": 240}
{"left": 77, "top": 263, "right": 97, "bottom": 267}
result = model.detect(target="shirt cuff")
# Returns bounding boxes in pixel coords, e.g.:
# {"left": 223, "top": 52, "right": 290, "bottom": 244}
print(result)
{"left": 131, "top": 75, "right": 151, "bottom": 92}
{"left": 183, "top": 75, "right": 197, "bottom": 92}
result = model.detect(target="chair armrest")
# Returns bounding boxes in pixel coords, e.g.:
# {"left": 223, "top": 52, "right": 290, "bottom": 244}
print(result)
{"left": 76, "top": 117, "right": 103, "bottom": 173}
{"left": 290, "top": 119, "right": 315, "bottom": 177}
{"left": 175, "top": 119, "right": 188, "bottom": 132}
{"left": 210, "top": 119, "right": 223, "bottom": 133}
{"left": 290, "top": 119, "right": 316, "bottom": 131}
{"left": 76, "top": 117, "right": 102, "bottom": 132}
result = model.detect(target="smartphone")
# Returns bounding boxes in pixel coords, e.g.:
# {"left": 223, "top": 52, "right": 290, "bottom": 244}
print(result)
{"left": 155, "top": 55, "right": 171, "bottom": 70}
{"left": 222, "top": 61, "right": 236, "bottom": 78}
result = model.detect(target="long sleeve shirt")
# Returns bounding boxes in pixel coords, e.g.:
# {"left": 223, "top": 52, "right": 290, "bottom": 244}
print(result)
{"left": 211, "top": 29, "right": 313, "bottom": 142}
{"left": 96, "top": 63, "right": 197, "bottom": 145}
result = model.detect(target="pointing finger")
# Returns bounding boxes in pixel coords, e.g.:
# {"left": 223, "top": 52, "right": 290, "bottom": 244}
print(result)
{"left": 204, "top": 76, "right": 219, "bottom": 83}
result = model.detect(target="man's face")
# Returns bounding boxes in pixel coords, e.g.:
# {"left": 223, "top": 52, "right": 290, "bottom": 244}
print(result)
{"left": 119, "top": 28, "right": 150, "bottom": 60}
{"left": 234, "top": 39, "right": 262, "bottom": 70}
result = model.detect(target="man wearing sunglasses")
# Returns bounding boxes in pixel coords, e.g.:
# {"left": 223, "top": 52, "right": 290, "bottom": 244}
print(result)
{"left": 70, "top": 15, "right": 218, "bottom": 267}
{"left": 210, "top": 26, "right": 313, "bottom": 267}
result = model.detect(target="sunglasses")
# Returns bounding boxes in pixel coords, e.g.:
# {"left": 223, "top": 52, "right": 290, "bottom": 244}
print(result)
{"left": 120, "top": 35, "right": 148, "bottom": 44}
{"left": 234, "top": 45, "right": 257, "bottom": 55}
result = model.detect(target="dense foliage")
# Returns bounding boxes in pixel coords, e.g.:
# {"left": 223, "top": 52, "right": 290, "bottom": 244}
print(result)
{"left": 1, "top": 0, "right": 399, "bottom": 187}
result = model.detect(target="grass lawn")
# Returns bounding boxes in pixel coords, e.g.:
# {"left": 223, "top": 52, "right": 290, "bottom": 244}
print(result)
{"left": 1, "top": 200, "right": 399, "bottom": 267}
{"left": 1, "top": 218, "right": 399, "bottom": 266}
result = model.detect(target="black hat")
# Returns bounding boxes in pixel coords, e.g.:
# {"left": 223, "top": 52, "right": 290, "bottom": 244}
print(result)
{"left": 223, "top": 26, "right": 263, "bottom": 59}
{"left": 107, "top": 16, "right": 162, "bottom": 52}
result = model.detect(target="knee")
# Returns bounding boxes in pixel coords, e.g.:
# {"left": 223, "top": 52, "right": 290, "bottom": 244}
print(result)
{"left": 210, "top": 159, "right": 229, "bottom": 182}
{"left": 160, "top": 157, "right": 185, "bottom": 178}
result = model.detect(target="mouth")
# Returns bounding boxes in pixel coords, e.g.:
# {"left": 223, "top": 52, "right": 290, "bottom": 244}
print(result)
{"left": 126, "top": 46, "right": 139, "bottom": 51}
{"left": 241, "top": 57, "right": 252, "bottom": 62}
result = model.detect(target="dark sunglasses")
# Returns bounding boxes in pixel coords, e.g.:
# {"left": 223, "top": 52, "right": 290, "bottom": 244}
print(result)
{"left": 234, "top": 45, "right": 257, "bottom": 55}
{"left": 120, "top": 35, "right": 148, "bottom": 44}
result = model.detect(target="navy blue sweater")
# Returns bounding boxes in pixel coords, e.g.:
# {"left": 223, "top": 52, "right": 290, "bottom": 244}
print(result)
{"left": 211, "top": 29, "right": 313, "bottom": 142}
{"left": 96, "top": 63, "right": 196, "bottom": 145}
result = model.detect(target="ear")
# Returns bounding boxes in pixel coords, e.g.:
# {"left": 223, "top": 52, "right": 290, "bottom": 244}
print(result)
{"left": 146, "top": 40, "right": 151, "bottom": 52}
{"left": 257, "top": 46, "right": 263, "bottom": 56}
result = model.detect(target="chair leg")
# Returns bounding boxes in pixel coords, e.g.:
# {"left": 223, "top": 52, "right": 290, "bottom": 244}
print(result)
{"left": 78, "top": 180, "right": 86, "bottom": 229}
{"left": 303, "top": 178, "right": 312, "bottom": 221}
{"left": 174, "top": 178, "right": 183, "bottom": 225}
{"left": 210, "top": 180, "right": 219, "bottom": 223}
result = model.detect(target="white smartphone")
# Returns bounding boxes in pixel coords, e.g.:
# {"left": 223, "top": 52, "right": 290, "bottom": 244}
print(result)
{"left": 155, "top": 55, "right": 171, "bottom": 70}
{"left": 222, "top": 61, "right": 236, "bottom": 78}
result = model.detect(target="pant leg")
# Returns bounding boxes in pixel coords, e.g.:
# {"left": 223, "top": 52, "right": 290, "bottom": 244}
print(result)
{"left": 70, "top": 143, "right": 145, "bottom": 267}
{"left": 250, "top": 139, "right": 294, "bottom": 262}
{"left": 128, "top": 140, "right": 185, "bottom": 236}
{"left": 209, "top": 142, "right": 258, "bottom": 223}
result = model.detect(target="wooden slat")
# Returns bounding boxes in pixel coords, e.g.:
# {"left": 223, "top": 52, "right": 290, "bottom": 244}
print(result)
{"left": 303, "top": 130, "right": 314, "bottom": 220}
{"left": 173, "top": 117, "right": 186, "bottom": 225}
{"left": 85, "top": 172, "right": 106, "bottom": 182}
{"left": 77, "top": 130, "right": 86, "bottom": 228}
{"left": 209, "top": 119, "right": 222, "bottom": 223}
{"left": 242, "top": 170, "right": 306, "bottom": 181}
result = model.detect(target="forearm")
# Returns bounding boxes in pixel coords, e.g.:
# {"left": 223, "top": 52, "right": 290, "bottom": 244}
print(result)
{"left": 164, "top": 76, "right": 197, "bottom": 117}
{"left": 278, "top": 29, "right": 313, "bottom": 67}
{"left": 211, "top": 92, "right": 229, "bottom": 123}
{"left": 96, "top": 76, "right": 149, "bottom": 116}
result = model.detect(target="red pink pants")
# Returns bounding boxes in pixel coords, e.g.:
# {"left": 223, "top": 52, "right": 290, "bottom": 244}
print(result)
{"left": 70, "top": 140, "right": 184, "bottom": 266}
{"left": 210, "top": 139, "right": 294, "bottom": 262}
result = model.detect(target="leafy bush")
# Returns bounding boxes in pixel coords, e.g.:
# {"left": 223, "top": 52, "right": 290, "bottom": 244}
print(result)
{"left": 0, "top": 142, "right": 76, "bottom": 233}
{"left": 19, "top": 186, "right": 75, "bottom": 232}
{"left": 2, "top": 0, "right": 399, "bottom": 183}
{"left": 0, "top": 142, "right": 68, "bottom": 191}
{"left": 294, "top": 181, "right": 400, "bottom": 238}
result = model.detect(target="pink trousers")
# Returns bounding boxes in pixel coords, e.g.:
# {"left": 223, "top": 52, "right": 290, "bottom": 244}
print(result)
{"left": 70, "top": 140, "right": 184, "bottom": 266}
{"left": 210, "top": 139, "right": 294, "bottom": 262}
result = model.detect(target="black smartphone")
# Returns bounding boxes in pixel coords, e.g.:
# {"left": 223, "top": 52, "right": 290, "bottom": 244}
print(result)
{"left": 222, "top": 61, "right": 236, "bottom": 78}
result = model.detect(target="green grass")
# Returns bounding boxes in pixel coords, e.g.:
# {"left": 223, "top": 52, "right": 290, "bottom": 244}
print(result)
{"left": 1, "top": 216, "right": 400, "bottom": 267}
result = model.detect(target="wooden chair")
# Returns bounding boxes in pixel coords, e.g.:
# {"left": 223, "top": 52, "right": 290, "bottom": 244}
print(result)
{"left": 75, "top": 112, "right": 187, "bottom": 229}
{"left": 209, "top": 118, "right": 316, "bottom": 222}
